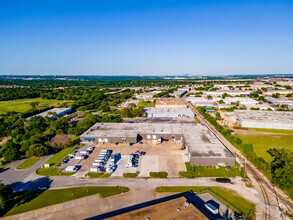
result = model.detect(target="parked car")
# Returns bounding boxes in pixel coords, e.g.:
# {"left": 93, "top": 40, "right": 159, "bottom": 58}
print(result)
{"left": 38, "top": 186, "right": 47, "bottom": 190}
{"left": 62, "top": 159, "right": 69, "bottom": 164}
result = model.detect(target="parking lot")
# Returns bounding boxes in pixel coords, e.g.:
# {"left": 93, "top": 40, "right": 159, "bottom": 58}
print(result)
{"left": 59, "top": 145, "right": 94, "bottom": 173}
{"left": 79, "top": 139, "right": 187, "bottom": 178}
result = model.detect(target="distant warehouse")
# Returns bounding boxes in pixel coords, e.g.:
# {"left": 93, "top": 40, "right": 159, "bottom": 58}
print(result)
{"left": 145, "top": 108, "right": 195, "bottom": 118}
{"left": 26, "top": 107, "right": 72, "bottom": 121}
{"left": 235, "top": 110, "right": 293, "bottom": 130}
{"left": 81, "top": 123, "right": 235, "bottom": 166}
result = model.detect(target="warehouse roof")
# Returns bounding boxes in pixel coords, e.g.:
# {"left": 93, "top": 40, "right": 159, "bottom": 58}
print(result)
{"left": 26, "top": 108, "right": 71, "bottom": 120}
{"left": 145, "top": 107, "right": 194, "bottom": 114}
{"left": 181, "top": 124, "right": 234, "bottom": 158}
{"left": 81, "top": 122, "right": 234, "bottom": 159}
{"left": 234, "top": 110, "right": 293, "bottom": 124}
{"left": 155, "top": 98, "right": 186, "bottom": 106}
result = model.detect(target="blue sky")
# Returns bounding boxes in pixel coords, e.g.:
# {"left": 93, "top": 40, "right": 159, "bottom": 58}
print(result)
{"left": 0, "top": 0, "right": 292, "bottom": 75}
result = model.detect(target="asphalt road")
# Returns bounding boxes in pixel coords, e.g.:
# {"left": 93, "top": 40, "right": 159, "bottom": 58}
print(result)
{"left": 0, "top": 155, "right": 52, "bottom": 191}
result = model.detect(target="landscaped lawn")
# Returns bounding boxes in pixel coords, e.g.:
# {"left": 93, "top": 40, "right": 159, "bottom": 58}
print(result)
{"left": 179, "top": 162, "right": 244, "bottom": 178}
{"left": 36, "top": 146, "right": 76, "bottom": 176}
{"left": 4, "top": 187, "right": 129, "bottom": 216}
{"left": 155, "top": 186, "right": 255, "bottom": 218}
{"left": 15, "top": 157, "right": 40, "bottom": 170}
{"left": 0, "top": 98, "right": 69, "bottom": 114}
{"left": 235, "top": 128, "right": 293, "bottom": 162}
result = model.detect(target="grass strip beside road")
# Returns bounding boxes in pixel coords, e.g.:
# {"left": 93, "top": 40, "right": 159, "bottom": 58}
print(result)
{"left": 179, "top": 162, "right": 244, "bottom": 178}
{"left": 15, "top": 157, "right": 39, "bottom": 170}
{"left": 45, "top": 146, "right": 76, "bottom": 166}
{"left": 36, "top": 146, "right": 75, "bottom": 176}
{"left": 149, "top": 172, "right": 168, "bottom": 178}
{"left": 123, "top": 172, "right": 139, "bottom": 178}
{"left": 155, "top": 186, "right": 255, "bottom": 218}
{"left": 85, "top": 172, "right": 104, "bottom": 178}
{"left": 85, "top": 173, "right": 111, "bottom": 178}
{"left": 4, "top": 187, "right": 129, "bottom": 217}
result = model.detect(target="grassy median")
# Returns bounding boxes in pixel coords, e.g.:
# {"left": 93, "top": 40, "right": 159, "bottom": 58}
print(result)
{"left": 4, "top": 187, "right": 129, "bottom": 216}
{"left": 149, "top": 172, "right": 168, "bottom": 178}
{"left": 16, "top": 157, "right": 40, "bottom": 170}
{"left": 123, "top": 172, "right": 139, "bottom": 178}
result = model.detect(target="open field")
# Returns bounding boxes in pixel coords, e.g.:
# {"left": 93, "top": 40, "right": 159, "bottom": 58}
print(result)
{"left": 137, "top": 100, "right": 155, "bottom": 107}
{"left": 15, "top": 157, "right": 40, "bottom": 170}
{"left": 155, "top": 186, "right": 255, "bottom": 217}
{"left": 0, "top": 98, "right": 69, "bottom": 114}
{"left": 235, "top": 128, "right": 293, "bottom": 162}
{"left": 4, "top": 187, "right": 129, "bottom": 216}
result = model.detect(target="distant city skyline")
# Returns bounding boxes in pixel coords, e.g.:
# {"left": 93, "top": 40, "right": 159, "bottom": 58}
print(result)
{"left": 0, "top": 0, "right": 293, "bottom": 75}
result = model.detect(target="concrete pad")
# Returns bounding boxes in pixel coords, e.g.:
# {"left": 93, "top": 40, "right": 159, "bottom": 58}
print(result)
{"left": 112, "top": 155, "right": 128, "bottom": 177}
{"left": 138, "top": 155, "right": 159, "bottom": 177}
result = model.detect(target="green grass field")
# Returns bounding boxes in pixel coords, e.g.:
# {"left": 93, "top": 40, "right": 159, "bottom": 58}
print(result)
{"left": 137, "top": 100, "right": 155, "bottom": 107}
{"left": 236, "top": 129, "right": 293, "bottom": 162}
{"left": 0, "top": 98, "right": 69, "bottom": 114}
{"left": 179, "top": 162, "right": 244, "bottom": 178}
{"left": 15, "top": 157, "right": 40, "bottom": 170}
{"left": 36, "top": 146, "right": 76, "bottom": 176}
{"left": 4, "top": 187, "right": 129, "bottom": 216}
{"left": 155, "top": 186, "right": 255, "bottom": 218}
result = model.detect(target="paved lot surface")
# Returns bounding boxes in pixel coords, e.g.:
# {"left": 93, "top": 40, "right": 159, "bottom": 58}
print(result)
{"left": 84, "top": 141, "right": 186, "bottom": 178}
{"left": 0, "top": 155, "right": 52, "bottom": 191}
{"left": 108, "top": 195, "right": 209, "bottom": 220}
{"left": 2, "top": 176, "right": 271, "bottom": 220}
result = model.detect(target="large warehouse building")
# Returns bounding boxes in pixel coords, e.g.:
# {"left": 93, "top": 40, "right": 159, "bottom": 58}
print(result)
{"left": 235, "top": 110, "right": 293, "bottom": 130}
{"left": 145, "top": 108, "right": 195, "bottom": 118}
{"left": 81, "top": 122, "right": 235, "bottom": 166}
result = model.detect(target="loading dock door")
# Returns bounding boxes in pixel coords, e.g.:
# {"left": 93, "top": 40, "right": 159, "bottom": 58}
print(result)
{"left": 147, "top": 135, "right": 151, "bottom": 139}
{"left": 152, "top": 135, "right": 156, "bottom": 140}
{"left": 98, "top": 138, "right": 103, "bottom": 143}
{"left": 104, "top": 138, "right": 109, "bottom": 143}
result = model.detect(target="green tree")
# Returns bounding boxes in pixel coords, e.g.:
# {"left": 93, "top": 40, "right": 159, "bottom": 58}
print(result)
{"left": 25, "top": 144, "right": 49, "bottom": 157}
{"left": 268, "top": 148, "right": 293, "bottom": 190}
{"left": 0, "top": 183, "right": 13, "bottom": 210}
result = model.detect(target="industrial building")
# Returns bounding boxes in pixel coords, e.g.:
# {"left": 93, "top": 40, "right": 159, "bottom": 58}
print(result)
{"left": 223, "top": 97, "right": 258, "bottom": 105}
{"left": 266, "top": 97, "right": 293, "bottom": 110}
{"left": 186, "top": 97, "right": 214, "bottom": 108}
{"left": 204, "top": 90, "right": 251, "bottom": 96}
{"left": 145, "top": 108, "right": 195, "bottom": 118}
{"left": 170, "top": 89, "right": 188, "bottom": 97}
{"left": 155, "top": 98, "right": 187, "bottom": 108}
{"left": 136, "top": 92, "right": 159, "bottom": 100}
{"left": 235, "top": 110, "right": 293, "bottom": 130}
{"left": 26, "top": 107, "right": 72, "bottom": 120}
{"left": 81, "top": 122, "right": 235, "bottom": 166}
